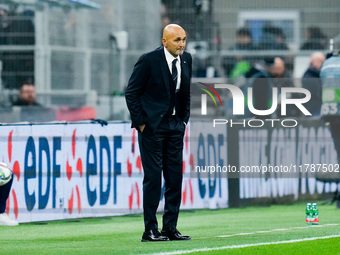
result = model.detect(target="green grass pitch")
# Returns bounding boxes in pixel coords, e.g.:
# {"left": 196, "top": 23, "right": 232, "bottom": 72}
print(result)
{"left": 1, "top": 202, "right": 340, "bottom": 254}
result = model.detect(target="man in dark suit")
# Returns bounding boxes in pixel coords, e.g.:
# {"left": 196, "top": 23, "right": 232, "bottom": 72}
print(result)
{"left": 125, "top": 24, "right": 192, "bottom": 242}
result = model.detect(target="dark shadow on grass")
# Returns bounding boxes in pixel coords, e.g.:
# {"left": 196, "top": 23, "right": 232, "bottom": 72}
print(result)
{"left": 32, "top": 222, "right": 48, "bottom": 225}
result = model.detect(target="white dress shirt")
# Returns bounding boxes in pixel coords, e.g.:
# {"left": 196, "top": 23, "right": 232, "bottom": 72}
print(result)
{"left": 164, "top": 47, "right": 181, "bottom": 92}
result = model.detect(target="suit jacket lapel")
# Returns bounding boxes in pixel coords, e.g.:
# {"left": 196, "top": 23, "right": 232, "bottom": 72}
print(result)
{"left": 180, "top": 55, "right": 189, "bottom": 86}
{"left": 159, "top": 48, "right": 171, "bottom": 98}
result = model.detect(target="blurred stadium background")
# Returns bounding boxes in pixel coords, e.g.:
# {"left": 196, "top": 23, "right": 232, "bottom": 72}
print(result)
{"left": 2, "top": 2, "right": 340, "bottom": 252}
{"left": 0, "top": 0, "right": 339, "bottom": 123}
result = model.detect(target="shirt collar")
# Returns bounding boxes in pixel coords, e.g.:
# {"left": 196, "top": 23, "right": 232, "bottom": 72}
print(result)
{"left": 164, "top": 47, "right": 180, "bottom": 64}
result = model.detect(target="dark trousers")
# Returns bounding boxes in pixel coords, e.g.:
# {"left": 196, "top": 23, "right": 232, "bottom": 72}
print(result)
{"left": 138, "top": 116, "right": 185, "bottom": 231}
{"left": 329, "top": 121, "right": 340, "bottom": 172}
{"left": 0, "top": 177, "right": 13, "bottom": 214}
{"left": 326, "top": 117, "right": 340, "bottom": 167}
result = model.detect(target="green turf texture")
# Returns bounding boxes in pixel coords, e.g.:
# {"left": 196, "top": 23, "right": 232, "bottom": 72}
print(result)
{"left": 1, "top": 202, "right": 340, "bottom": 255}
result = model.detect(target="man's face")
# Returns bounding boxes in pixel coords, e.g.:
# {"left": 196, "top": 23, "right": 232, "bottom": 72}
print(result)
{"left": 162, "top": 26, "right": 187, "bottom": 57}
{"left": 20, "top": 84, "right": 36, "bottom": 104}
{"left": 267, "top": 57, "right": 285, "bottom": 78}
{"left": 237, "top": 34, "right": 251, "bottom": 45}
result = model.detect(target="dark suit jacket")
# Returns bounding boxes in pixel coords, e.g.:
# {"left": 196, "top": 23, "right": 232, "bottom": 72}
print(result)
{"left": 125, "top": 46, "right": 192, "bottom": 131}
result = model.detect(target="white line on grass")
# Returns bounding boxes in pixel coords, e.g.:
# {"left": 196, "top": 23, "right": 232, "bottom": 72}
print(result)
{"left": 151, "top": 234, "right": 340, "bottom": 255}
{"left": 195, "top": 223, "right": 339, "bottom": 239}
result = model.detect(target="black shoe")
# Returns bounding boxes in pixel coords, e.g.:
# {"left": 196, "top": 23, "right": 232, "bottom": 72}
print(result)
{"left": 161, "top": 228, "right": 191, "bottom": 241}
{"left": 141, "top": 229, "right": 170, "bottom": 242}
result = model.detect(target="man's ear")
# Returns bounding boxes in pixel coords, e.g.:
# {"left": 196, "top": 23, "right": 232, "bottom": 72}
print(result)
{"left": 162, "top": 38, "right": 166, "bottom": 47}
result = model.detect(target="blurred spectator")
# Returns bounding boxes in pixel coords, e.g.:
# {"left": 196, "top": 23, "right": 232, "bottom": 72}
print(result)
{"left": 229, "top": 61, "right": 251, "bottom": 79}
{"left": 195, "top": 57, "right": 217, "bottom": 77}
{"left": 301, "top": 27, "right": 327, "bottom": 50}
{"left": 319, "top": 53, "right": 340, "bottom": 199}
{"left": 226, "top": 28, "right": 256, "bottom": 78}
{"left": 13, "top": 82, "right": 41, "bottom": 106}
{"left": 223, "top": 28, "right": 255, "bottom": 78}
{"left": 243, "top": 57, "right": 285, "bottom": 118}
{"left": 301, "top": 52, "right": 326, "bottom": 116}
{"left": 0, "top": 7, "right": 35, "bottom": 89}
{"left": 259, "top": 26, "right": 289, "bottom": 50}
{"left": 230, "top": 28, "right": 256, "bottom": 51}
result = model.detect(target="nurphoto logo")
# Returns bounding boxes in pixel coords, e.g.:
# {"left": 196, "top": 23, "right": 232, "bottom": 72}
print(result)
{"left": 200, "top": 83, "right": 312, "bottom": 128}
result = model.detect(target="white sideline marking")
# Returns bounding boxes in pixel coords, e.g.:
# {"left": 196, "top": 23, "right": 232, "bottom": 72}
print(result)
{"left": 151, "top": 235, "right": 340, "bottom": 255}
{"left": 197, "top": 223, "right": 339, "bottom": 239}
